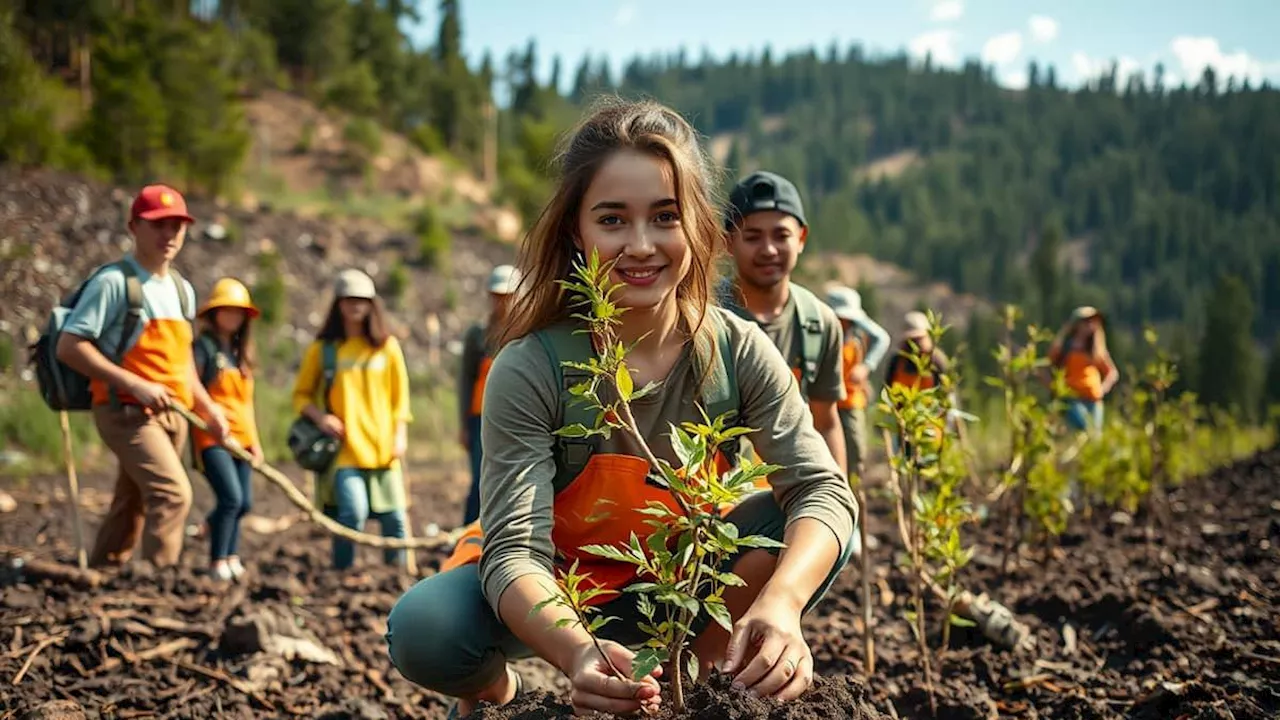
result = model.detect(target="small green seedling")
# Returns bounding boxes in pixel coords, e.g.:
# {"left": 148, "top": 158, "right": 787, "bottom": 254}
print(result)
{"left": 878, "top": 311, "right": 975, "bottom": 714}
{"left": 540, "top": 248, "right": 785, "bottom": 712}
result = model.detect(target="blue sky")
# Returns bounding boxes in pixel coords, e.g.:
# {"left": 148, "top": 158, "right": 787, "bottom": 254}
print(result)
{"left": 407, "top": 0, "right": 1280, "bottom": 92}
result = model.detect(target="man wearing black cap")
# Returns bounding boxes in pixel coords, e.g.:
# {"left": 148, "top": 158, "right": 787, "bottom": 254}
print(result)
{"left": 721, "top": 171, "right": 847, "bottom": 476}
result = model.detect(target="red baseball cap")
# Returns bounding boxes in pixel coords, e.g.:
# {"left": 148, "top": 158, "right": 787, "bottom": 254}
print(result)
{"left": 130, "top": 184, "right": 194, "bottom": 224}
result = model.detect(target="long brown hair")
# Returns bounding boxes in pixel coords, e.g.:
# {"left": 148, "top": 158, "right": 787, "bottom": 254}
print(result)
{"left": 500, "top": 97, "right": 725, "bottom": 349}
{"left": 198, "top": 309, "right": 257, "bottom": 375}
{"left": 1052, "top": 315, "right": 1108, "bottom": 363}
{"left": 317, "top": 297, "right": 392, "bottom": 347}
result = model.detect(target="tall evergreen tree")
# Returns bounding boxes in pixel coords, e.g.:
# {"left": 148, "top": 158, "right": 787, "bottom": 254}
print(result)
{"left": 1197, "top": 275, "right": 1261, "bottom": 418}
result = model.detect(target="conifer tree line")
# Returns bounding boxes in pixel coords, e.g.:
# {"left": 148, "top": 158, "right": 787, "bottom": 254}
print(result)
{"left": 2, "top": 0, "right": 1278, "bottom": 418}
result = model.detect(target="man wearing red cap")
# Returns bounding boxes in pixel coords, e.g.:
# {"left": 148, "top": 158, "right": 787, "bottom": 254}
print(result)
{"left": 57, "top": 184, "right": 229, "bottom": 568}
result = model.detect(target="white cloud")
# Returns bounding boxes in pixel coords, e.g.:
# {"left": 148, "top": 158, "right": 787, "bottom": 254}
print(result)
{"left": 1001, "top": 68, "right": 1029, "bottom": 90}
{"left": 930, "top": 0, "right": 963, "bottom": 22}
{"left": 981, "top": 31, "right": 1023, "bottom": 67}
{"left": 1028, "top": 15, "right": 1058, "bottom": 44}
{"left": 1169, "top": 36, "right": 1280, "bottom": 87}
{"left": 908, "top": 29, "right": 960, "bottom": 67}
{"left": 614, "top": 3, "right": 635, "bottom": 27}
{"left": 1070, "top": 52, "right": 1143, "bottom": 85}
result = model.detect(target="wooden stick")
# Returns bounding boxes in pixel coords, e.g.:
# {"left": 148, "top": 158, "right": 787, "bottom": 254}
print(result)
{"left": 93, "top": 637, "right": 197, "bottom": 674}
{"left": 10, "top": 634, "right": 63, "bottom": 685}
{"left": 58, "top": 410, "right": 88, "bottom": 571}
{"left": 173, "top": 406, "right": 450, "bottom": 550}
{"left": 400, "top": 460, "right": 419, "bottom": 576}
{"left": 7, "top": 553, "right": 104, "bottom": 588}
{"left": 172, "top": 658, "right": 276, "bottom": 710}
{"left": 853, "top": 460, "right": 875, "bottom": 676}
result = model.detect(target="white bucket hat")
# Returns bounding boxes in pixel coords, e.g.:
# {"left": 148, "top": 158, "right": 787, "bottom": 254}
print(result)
{"left": 826, "top": 285, "right": 866, "bottom": 321}
{"left": 335, "top": 268, "right": 377, "bottom": 300}
{"left": 488, "top": 265, "right": 521, "bottom": 295}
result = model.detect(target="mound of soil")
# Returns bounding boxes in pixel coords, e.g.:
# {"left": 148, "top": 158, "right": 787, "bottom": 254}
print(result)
{"left": 475, "top": 672, "right": 889, "bottom": 720}
{"left": 2, "top": 447, "right": 1278, "bottom": 719}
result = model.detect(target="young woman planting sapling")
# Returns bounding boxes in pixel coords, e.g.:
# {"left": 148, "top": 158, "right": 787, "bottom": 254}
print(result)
{"left": 192, "top": 278, "right": 263, "bottom": 582}
{"left": 385, "top": 99, "right": 857, "bottom": 718}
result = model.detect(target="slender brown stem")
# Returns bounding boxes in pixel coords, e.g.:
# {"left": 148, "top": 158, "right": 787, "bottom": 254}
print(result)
{"left": 854, "top": 467, "right": 875, "bottom": 676}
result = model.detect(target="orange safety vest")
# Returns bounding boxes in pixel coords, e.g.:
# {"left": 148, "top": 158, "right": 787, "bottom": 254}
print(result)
{"left": 1059, "top": 349, "right": 1105, "bottom": 402}
{"left": 888, "top": 350, "right": 938, "bottom": 392}
{"left": 192, "top": 353, "right": 258, "bottom": 454}
{"left": 442, "top": 313, "right": 753, "bottom": 602}
{"left": 838, "top": 331, "right": 869, "bottom": 411}
{"left": 469, "top": 355, "right": 494, "bottom": 417}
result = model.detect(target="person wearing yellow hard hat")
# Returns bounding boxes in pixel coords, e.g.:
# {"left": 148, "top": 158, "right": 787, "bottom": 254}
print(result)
{"left": 192, "top": 277, "right": 263, "bottom": 582}
{"left": 1048, "top": 306, "right": 1118, "bottom": 434}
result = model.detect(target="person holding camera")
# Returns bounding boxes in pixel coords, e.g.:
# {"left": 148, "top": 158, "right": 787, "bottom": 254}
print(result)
{"left": 291, "top": 269, "right": 413, "bottom": 570}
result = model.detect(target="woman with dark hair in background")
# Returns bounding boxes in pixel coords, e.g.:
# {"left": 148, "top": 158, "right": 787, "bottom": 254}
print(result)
{"left": 292, "top": 269, "right": 413, "bottom": 570}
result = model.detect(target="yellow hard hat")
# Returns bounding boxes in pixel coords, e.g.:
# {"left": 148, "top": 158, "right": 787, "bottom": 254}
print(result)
{"left": 199, "top": 277, "right": 260, "bottom": 318}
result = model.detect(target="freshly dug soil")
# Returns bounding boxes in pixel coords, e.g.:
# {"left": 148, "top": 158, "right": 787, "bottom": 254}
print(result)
{"left": 2, "top": 448, "right": 1278, "bottom": 719}
{"left": 474, "top": 672, "right": 889, "bottom": 720}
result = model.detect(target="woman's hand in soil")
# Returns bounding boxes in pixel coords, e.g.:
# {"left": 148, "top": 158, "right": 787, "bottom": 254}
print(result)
{"left": 567, "top": 640, "right": 662, "bottom": 716}
{"left": 722, "top": 600, "right": 812, "bottom": 702}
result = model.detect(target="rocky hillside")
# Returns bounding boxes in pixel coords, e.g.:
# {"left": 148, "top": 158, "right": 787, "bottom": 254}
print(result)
{"left": 0, "top": 167, "right": 514, "bottom": 379}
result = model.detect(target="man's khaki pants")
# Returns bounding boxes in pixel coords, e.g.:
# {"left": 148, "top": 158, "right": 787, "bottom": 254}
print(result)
{"left": 89, "top": 405, "right": 192, "bottom": 567}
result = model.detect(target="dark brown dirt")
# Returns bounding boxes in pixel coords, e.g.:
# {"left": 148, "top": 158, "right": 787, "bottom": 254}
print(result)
{"left": 2, "top": 447, "right": 1278, "bottom": 719}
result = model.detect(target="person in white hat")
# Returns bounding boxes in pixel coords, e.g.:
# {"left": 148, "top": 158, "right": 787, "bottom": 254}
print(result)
{"left": 883, "top": 310, "right": 952, "bottom": 398}
{"left": 824, "top": 286, "right": 890, "bottom": 479}
{"left": 457, "top": 264, "right": 522, "bottom": 524}
{"left": 292, "top": 268, "right": 413, "bottom": 570}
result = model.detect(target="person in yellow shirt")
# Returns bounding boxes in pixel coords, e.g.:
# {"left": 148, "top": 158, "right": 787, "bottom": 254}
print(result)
{"left": 192, "top": 278, "right": 264, "bottom": 582}
{"left": 292, "top": 269, "right": 413, "bottom": 569}
{"left": 1048, "top": 306, "right": 1119, "bottom": 434}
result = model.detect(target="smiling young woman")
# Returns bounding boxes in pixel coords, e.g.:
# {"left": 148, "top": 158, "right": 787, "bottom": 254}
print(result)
{"left": 385, "top": 99, "right": 857, "bottom": 719}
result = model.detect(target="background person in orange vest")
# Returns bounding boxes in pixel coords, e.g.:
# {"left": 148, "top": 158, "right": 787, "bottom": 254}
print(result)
{"left": 292, "top": 269, "right": 413, "bottom": 570}
{"left": 386, "top": 100, "right": 856, "bottom": 719}
{"left": 458, "top": 264, "right": 522, "bottom": 525}
{"left": 825, "top": 286, "right": 890, "bottom": 478}
{"left": 1048, "top": 306, "right": 1119, "bottom": 434}
{"left": 883, "top": 311, "right": 956, "bottom": 456}
{"left": 56, "top": 184, "right": 229, "bottom": 568}
{"left": 192, "top": 278, "right": 263, "bottom": 582}
{"left": 721, "top": 171, "right": 847, "bottom": 475}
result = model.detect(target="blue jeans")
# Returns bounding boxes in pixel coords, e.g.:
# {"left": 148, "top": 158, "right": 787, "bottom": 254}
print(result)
{"left": 329, "top": 467, "right": 407, "bottom": 569}
{"left": 385, "top": 492, "right": 855, "bottom": 696}
{"left": 200, "top": 447, "right": 252, "bottom": 562}
{"left": 1065, "top": 400, "right": 1104, "bottom": 434}
{"left": 463, "top": 416, "right": 484, "bottom": 525}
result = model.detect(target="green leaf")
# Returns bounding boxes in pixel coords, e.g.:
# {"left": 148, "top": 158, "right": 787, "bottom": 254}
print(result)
{"left": 716, "top": 571, "right": 747, "bottom": 587}
{"left": 553, "top": 618, "right": 577, "bottom": 628}
{"left": 616, "top": 364, "right": 634, "bottom": 402}
{"left": 704, "top": 599, "right": 733, "bottom": 631}
{"left": 686, "top": 651, "right": 700, "bottom": 685}
{"left": 632, "top": 648, "right": 666, "bottom": 680}
{"left": 588, "top": 615, "right": 619, "bottom": 633}
{"left": 949, "top": 614, "right": 977, "bottom": 628}
{"left": 631, "top": 381, "right": 662, "bottom": 401}
{"left": 670, "top": 424, "right": 706, "bottom": 469}
{"left": 735, "top": 535, "right": 786, "bottom": 550}
{"left": 554, "top": 423, "right": 596, "bottom": 439}
{"left": 580, "top": 544, "right": 637, "bottom": 565}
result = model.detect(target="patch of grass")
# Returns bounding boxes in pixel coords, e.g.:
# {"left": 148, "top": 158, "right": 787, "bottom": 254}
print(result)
{"left": 0, "top": 381, "right": 103, "bottom": 472}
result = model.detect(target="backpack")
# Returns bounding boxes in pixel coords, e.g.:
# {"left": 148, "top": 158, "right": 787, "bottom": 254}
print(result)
{"left": 286, "top": 342, "right": 340, "bottom": 473}
{"left": 31, "top": 261, "right": 190, "bottom": 411}
{"left": 194, "top": 333, "right": 224, "bottom": 389}
{"left": 534, "top": 309, "right": 740, "bottom": 491}
{"left": 718, "top": 279, "right": 826, "bottom": 395}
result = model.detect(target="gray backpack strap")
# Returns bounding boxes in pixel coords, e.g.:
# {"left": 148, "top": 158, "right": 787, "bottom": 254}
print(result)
{"left": 789, "top": 283, "right": 826, "bottom": 394}
{"left": 109, "top": 261, "right": 145, "bottom": 409}
{"left": 534, "top": 323, "right": 599, "bottom": 493}
{"left": 698, "top": 309, "right": 740, "bottom": 426}
{"left": 169, "top": 268, "right": 192, "bottom": 320}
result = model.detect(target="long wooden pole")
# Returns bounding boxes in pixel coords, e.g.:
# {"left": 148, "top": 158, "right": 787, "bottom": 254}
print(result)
{"left": 173, "top": 406, "right": 449, "bottom": 550}
{"left": 401, "top": 458, "right": 420, "bottom": 575}
{"left": 58, "top": 411, "right": 88, "bottom": 570}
